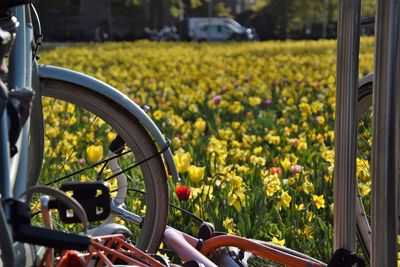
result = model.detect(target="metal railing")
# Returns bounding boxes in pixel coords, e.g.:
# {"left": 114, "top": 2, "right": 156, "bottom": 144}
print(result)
{"left": 335, "top": 0, "right": 400, "bottom": 266}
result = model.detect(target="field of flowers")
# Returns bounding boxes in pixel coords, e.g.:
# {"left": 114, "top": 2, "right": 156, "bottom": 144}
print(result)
{"left": 40, "top": 38, "right": 374, "bottom": 262}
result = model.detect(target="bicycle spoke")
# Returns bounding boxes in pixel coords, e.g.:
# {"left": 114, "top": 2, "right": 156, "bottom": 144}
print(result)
{"left": 44, "top": 149, "right": 132, "bottom": 185}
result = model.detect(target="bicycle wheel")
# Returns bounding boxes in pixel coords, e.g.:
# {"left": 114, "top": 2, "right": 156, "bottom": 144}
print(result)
{"left": 355, "top": 74, "right": 373, "bottom": 260}
{"left": 31, "top": 78, "right": 168, "bottom": 253}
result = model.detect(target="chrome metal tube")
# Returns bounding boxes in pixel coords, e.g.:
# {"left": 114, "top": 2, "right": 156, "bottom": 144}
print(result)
{"left": 163, "top": 227, "right": 217, "bottom": 267}
{"left": 0, "top": 112, "right": 11, "bottom": 198}
{"left": 334, "top": 0, "right": 361, "bottom": 252}
{"left": 371, "top": 0, "right": 400, "bottom": 265}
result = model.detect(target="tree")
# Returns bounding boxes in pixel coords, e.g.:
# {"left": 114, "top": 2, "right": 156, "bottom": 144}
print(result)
{"left": 214, "top": 3, "right": 233, "bottom": 18}
{"left": 361, "top": 0, "right": 376, "bottom": 17}
{"left": 249, "top": 0, "right": 340, "bottom": 39}
{"left": 148, "top": 0, "right": 166, "bottom": 29}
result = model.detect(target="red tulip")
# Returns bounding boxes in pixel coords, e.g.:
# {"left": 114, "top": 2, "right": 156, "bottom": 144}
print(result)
{"left": 175, "top": 185, "right": 191, "bottom": 201}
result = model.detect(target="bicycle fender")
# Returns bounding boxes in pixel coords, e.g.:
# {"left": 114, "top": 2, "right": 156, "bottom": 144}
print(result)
{"left": 359, "top": 72, "right": 373, "bottom": 87}
{"left": 38, "top": 64, "right": 180, "bottom": 182}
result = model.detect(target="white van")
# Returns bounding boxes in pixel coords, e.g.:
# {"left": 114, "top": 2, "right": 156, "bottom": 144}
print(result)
{"left": 188, "top": 17, "right": 256, "bottom": 41}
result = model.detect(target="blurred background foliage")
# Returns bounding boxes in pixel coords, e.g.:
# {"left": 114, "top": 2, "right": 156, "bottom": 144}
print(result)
{"left": 34, "top": 0, "right": 376, "bottom": 41}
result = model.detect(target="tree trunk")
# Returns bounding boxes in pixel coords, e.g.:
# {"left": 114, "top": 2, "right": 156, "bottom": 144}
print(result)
{"left": 280, "top": 0, "right": 288, "bottom": 39}
{"left": 150, "top": 0, "right": 164, "bottom": 29}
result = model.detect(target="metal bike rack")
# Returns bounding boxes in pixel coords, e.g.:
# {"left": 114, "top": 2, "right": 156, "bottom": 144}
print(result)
{"left": 371, "top": 0, "right": 399, "bottom": 266}
{"left": 334, "top": 0, "right": 360, "bottom": 253}
{"left": 335, "top": 0, "right": 400, "bottom": 266}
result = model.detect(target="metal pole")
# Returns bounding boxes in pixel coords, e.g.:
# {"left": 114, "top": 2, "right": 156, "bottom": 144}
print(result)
{"left": 334, "top": 0, "right": 360, "bottom": 252}
{"left": 208, "top": 0, "right": 212, "bottom": 41}
{"left": 371, "top": 0, "right": 399, "bottom": 265}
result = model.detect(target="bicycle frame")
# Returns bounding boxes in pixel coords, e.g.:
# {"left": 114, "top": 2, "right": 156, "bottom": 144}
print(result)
{"left": 0, "top": 5, "right": 33, "bottom": 199}
{"left": 0, "top": 5, "right": 34, "bottom": 267}
{"left": 0, "top": 3, "right": 180, "bottom": 266}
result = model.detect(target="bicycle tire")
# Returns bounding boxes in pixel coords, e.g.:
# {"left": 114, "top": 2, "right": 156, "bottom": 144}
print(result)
{"left": 355, "top": 75, "right": 373, "bottom": 260}
{"left": 35, "top": 78, "right": 168, "bottom": 253}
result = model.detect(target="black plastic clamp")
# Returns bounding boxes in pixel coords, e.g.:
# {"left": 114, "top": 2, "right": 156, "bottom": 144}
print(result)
{"left": 50, "top": 181, "right": 111, "bottom": 223}
{"left": 328, "top": 248, "right": 365, "bottom": 267}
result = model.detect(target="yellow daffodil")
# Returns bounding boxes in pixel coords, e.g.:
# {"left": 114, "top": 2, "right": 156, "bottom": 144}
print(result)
{"left": 249, "top": 96, "right": 261, "bottom": 106}
{"left": 263, "top": 173, "right": 281, "bottom": 197}
{"left": 356, "top": 158, "right": 370, "bottom": 181}
{"left": 194, "top": 118, "right": 206, "bottom": 133}
{"left": 271, "top": 236, "right": 285, "bottom": 246}
{"left": 312, "top": 194, "right": 326, "bottom": 209}
{"left": 107, "top": 131, "right": 117, "bottom": 143}
{"left": 105, "top": 178, "right": 118, "bottom": 198}
{"left": 359, "top": 182, "right": 371, "bottom": 197}
{"left": 153, "top": 110, "right": 163, "bottom": 120}
{"left": 303, "top": 225, "right": 313, "bottom": 240}
{"left": 253, "top": 146, "right": 262, "bottom": 155}
{"left": 311, "top": 101, "right": 323, "bottom": 113}
{"left": 228, "top": 172, "right": 243, "bottom": 189}
{"left": 222, "top": 217, "right": 236, "bottom": 235}
{"left": 295, "top": 203, "right": 305, "bottom": 211}
{"left": 172, "top": 136, "right": 182, "bottom": 148}
{"left": 315, "top": 115, "right": 325, "bottom": 125}
{"left": 80, "top": 175, "right": 89, "bottom": 182}
{"left": 229, "top": 101, "right": 244, "bottom": 114}
{"left": 277, "top": 190, "right": 292, "bottom": 210}
{"left": 250, "top": 155, "right": 266, "bottom": 166}
{"left": 306, "top": 211, "right": 315, "bottom": 222}
{"left": 281, "top": 157, "right": 291, "bottom": 172}
{"left": 236, "top": 165, "right": 250, "bottom": 174}
{"left": 228, "top": 189, "right": 246, "bottom": 212}
{"left": 299, "top": 177, "right": 314, "bottom": 194}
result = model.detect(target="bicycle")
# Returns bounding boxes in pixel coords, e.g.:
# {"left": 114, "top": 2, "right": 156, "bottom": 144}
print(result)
{"left": 32, "top": 161, "right": 328, "bottom": 267}
{"left": 8, "top": 154, "right": 330, "bottom": 267}
{"left": 0, "top": 1, "right": 180, "bottom": 265}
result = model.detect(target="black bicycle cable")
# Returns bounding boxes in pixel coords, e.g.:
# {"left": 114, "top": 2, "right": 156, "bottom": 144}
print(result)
{"left": 29, "top": 3, "right": 42, "bottom": 60}
{"left": 45, "top": 139, "right": 171, "bottom": 185}
{"left": 44, "top": 149, "right": 132, "bottom": 185}
{"left": 103, "top": 139, "right": 171, "bottom": 182}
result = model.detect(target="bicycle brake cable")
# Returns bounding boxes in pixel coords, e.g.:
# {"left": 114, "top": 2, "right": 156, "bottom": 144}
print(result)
{"left": 169, "top": 202, "right": 204, "bottom": 223}
{"left": 30, "top": 3, "right": 43, "bottom": 60}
